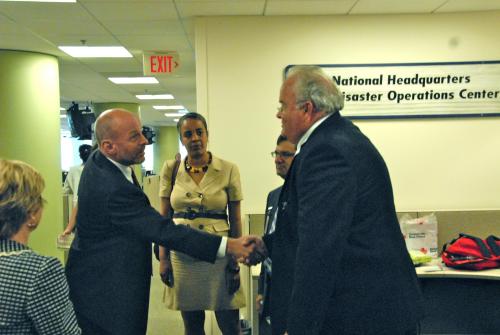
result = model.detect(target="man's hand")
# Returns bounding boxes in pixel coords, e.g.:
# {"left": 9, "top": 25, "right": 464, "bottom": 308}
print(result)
{"left": 226, "top": 235, "right": 268, "bottom": 264}
{"left": 244, "top": 236, "right": 268, "bottom": 265}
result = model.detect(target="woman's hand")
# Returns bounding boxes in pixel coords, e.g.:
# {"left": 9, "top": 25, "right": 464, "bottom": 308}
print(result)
{"left": 159, "top": 258, "right": 174, "bottom": 287}
{"left": 61, "top": 226, "right": 73, "bottom": 236}
{"left": 256, "top": 294, "right": 264, "bottom": 313}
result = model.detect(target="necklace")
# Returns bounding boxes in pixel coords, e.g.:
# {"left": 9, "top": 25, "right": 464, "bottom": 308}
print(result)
{"left": 185, "top": 152, "right": 212, "bottom": 173}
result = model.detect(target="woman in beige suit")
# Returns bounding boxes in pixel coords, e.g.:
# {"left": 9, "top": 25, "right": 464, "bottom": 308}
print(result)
{"left": 158, "top": 112, "right": 245, "bottom": 335}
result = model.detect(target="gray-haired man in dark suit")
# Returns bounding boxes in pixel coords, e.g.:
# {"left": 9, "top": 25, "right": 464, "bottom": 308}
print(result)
{"left": 259, "top": 66, "right": 424, "bottom": 335}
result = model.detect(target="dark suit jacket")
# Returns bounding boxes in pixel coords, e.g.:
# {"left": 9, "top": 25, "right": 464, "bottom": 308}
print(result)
{"left": 258, "top": 186, "right": 282, "bottom": 319}
{"left": 263, "top": 113, "right": 424, "bottom": 335}
{"left": 66, "top": 150, "right": 221, "bottom": 335}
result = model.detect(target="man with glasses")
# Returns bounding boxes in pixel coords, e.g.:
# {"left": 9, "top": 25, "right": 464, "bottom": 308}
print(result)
{"left": 256, "top": 135, "right": 296, "bottom": 335}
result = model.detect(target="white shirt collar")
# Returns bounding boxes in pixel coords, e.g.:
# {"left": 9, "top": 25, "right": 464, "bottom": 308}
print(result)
{"left": 295, "top": 113, "right": 332, "bottom": 155}
{"left": 105, "top": 155, "right": 133, "bottom": 184}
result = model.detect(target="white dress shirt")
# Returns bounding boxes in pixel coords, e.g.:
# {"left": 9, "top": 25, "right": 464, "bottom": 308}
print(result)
{"left": 295, "top": 113, "right": 333, "bottom": 156}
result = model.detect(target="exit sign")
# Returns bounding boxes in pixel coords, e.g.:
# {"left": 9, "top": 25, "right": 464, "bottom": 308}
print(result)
{"left": 143, "top": 51, "right": 180, "bottom": 76}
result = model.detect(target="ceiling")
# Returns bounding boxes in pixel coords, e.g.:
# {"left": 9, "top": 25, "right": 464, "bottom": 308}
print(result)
{"left": 1, "top": 0, "right": 500, "bottom": 129}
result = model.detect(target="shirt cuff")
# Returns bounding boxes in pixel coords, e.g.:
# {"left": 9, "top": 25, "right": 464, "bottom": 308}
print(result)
{"left": 217, "top": 236, "right": 227, "bottom": 258}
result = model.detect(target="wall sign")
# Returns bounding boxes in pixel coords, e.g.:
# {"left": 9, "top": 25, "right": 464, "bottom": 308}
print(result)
{"left": 143, "top": 51, "right": 180, "bottom": 76}
{"left": 285, "top": 61, "right": 500, "bottom": 119}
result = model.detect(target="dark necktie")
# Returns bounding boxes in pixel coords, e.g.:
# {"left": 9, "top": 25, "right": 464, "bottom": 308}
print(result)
{"left": 130, "top": 168, "right": 140, "bottom": 187}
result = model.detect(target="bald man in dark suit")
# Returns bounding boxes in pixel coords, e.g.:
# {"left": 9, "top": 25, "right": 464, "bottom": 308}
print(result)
{"left": 66, "top": 109, "right": 264, "bottom": 335}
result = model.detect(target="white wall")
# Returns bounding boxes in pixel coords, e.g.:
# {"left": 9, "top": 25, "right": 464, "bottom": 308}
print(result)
{"left": 195, "top": 11, "right": 500, "bottom": 213}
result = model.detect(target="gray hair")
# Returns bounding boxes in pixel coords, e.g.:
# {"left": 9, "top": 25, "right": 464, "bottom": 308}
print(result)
{"left": 287, "top": 65, "right": 344, "bottom": 115}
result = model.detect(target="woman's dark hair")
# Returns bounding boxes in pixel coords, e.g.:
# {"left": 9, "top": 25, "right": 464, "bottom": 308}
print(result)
{"left": 79, "top": 144, "right": 93, "bottom": 163}
{"left": 176, "top": 112, "right": 208, "bottom": 138}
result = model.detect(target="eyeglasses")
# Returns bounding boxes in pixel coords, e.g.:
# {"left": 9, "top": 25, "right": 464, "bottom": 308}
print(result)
{"left": 271, "top": 151, "right": 295, "bottom": 158}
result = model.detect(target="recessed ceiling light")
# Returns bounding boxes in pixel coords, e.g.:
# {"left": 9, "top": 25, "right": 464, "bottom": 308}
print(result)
{"left": 164, "top": 112, "right": 187, "bottom": 117}
{"left": 109, "top": 77, "right": 158, "bottom": 84}
{"left": 60, "top": 107, "right": 66, "bottom": 111}
{"left": 60, "top": 114, "right": 67, "bottom": 118}
{"left": 154, "top": 105, "right": 185, "bottom": 110}
{"left": 136, "top": 94, "right": 174, "bottom": 100}
{"left": 59, "top": 46, "right": 132, "bottom": 58}
{"left": 2, "top": 0, "right": 76, "bottom": 2}
{"left": 173, "top": 118, "right": 179, "bottom": 122}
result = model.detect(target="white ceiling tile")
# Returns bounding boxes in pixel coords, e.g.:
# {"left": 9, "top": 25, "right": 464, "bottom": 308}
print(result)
{"left": 58, "top": 60, "right": 91, "bottom": 80}
{"left": 60, "top": 61, "right": 146, "bottom": 103}
{"left": 436, "top": 0, "right": 500, "bottom": 12}
{"left": 77, "top": 58, "right": 142, "bottom": 73}
{"left": 0, "top": 2, "right": 95, "bottom": 21}
{"left": 181, "top": 18, "right": 196, "bottom": 35}
{"left": 0, "top": 17, "right": 25, "bottom": 34}
{"left": 175, "top": 0, "right": 260, "bottom": 2}
{"left": 45, "top": 35, "right": 120, "bottom": 47}
{"left": 158, "top": 76, "right": 196, "bottom": 91}
{"left": 117, "top": 34, "right": 192, "bottom": 52}
{"left": 176, "top": 1, "right": 266, "bottom": 17}
{"left": 102, "top": 19, "right": 185, "bottom": 35}
{"left": 59, "top": 81, "right": 105, "bottom": 101}
{"left": 82, "top": 1, "right": 178, "bottom": 21}
{"left": 20, "top": 20, "right": 111, "bottom": 36}
{"left": 79, "top": 0, "right": 169, "bottom": 3}
{"left": 0, "top": 33, "right": 60, "bottom": 54}
{"left": 350, "top": 0, "right": 446, "bottom": 14}
{"left": 60, "top": 75, "right": 119, "bottom": 102}
{"left": 265, "top": 0, "right": 356, "bottom": 15}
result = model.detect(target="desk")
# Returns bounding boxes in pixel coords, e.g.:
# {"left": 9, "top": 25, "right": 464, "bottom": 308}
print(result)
{"left": 250, "top": 262, "right": 499, "bottom": 335}
{"left": 416, "top": 263, "right": 500, "bottom": 280}
{"left": 416, "top": 262, "right": 500, "bottom": 334}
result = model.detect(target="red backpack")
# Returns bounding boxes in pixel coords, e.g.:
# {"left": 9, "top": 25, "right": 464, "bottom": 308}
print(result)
{"left": 441, "top": 234, "right": 500, "bottom": 270}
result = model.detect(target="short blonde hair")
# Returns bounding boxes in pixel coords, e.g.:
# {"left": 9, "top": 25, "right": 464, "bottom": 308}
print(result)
{"left": 0, "top": 159, "right": 45, "bottom": 238}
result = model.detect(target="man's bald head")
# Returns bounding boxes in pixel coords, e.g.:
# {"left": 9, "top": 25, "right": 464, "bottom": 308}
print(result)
{"left": 95, "top": 109, "right": 137, "bottom": 145}
{"left": 95, "top": 108, "right": 148, "bottom": 166}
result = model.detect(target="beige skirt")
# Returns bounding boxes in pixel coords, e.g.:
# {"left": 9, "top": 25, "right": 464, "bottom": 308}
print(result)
{"left": 165, "top": 218, "right": 246, "bottom": 311}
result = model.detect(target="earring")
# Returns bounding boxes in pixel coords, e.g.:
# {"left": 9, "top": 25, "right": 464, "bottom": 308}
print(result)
{"left": 27, "top": 213, "right": 39, "bottom": 229}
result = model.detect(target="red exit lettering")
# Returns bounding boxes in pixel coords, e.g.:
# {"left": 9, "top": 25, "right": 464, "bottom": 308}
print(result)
{"left": 150, "top": 55, "right": 174, "bottom": 73}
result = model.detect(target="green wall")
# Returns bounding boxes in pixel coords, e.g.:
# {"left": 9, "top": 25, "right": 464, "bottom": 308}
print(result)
{"left": 154, "top": 126, "right": 179, "bottom": 174}
{"left": 0, "top": 50, "right": 62, "bottom": 260}
{"left": 92, "top": 102, "right": 140, "bottom": 118}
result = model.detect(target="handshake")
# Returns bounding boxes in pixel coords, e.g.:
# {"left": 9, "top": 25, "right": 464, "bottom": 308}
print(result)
{"left": 227, "top": 235, "right": 268, "bottom": 265}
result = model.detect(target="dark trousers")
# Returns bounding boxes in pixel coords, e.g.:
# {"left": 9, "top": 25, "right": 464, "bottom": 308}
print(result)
{"left": 259, "top": 316, "right": 272, "bottom": 335}
{"left": 77, "top": 314, "right": 113, "bottom": 335}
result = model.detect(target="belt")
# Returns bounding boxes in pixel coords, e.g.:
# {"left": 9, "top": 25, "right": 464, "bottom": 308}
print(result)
{"left": 173, "top": 211, "right": 228, "bottom": 220}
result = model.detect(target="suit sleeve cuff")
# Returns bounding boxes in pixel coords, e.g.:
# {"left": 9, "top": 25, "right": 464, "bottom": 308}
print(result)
{"left": 217, "top": 236, "right": 227, "bottom": 258}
